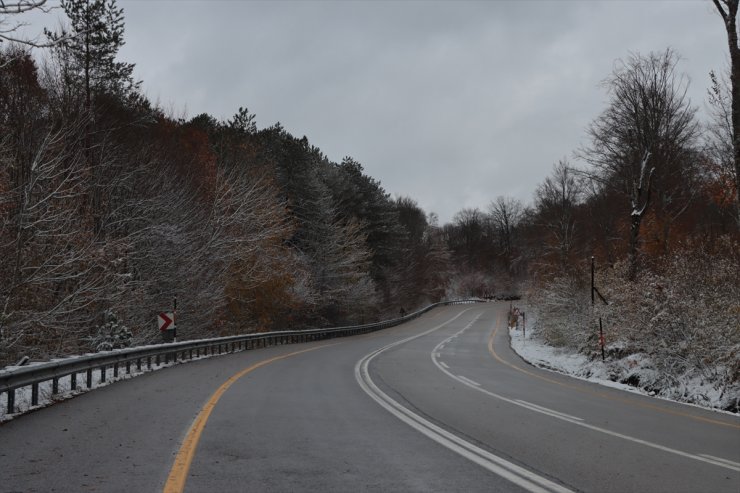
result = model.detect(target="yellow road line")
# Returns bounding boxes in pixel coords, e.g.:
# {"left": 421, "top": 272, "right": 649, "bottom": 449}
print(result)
{"left": 163, "top": 343, "right": 337, "bottom": 493}
{"left": 488, "top": 312, "right": 740, "bottom": 430}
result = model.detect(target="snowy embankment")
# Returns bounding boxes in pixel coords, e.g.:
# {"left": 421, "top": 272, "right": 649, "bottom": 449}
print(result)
{"left": 508, "top": 319, "right": 738, "bottom": 415}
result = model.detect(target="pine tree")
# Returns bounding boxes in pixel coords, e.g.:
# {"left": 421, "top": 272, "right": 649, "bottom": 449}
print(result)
{"left": 47, "top": 0, "right": 138, "bottom": 106}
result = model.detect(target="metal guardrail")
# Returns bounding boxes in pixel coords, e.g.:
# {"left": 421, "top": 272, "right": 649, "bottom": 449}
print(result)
{"left": 0, "top": 299, "right": 481, "bottom": 416}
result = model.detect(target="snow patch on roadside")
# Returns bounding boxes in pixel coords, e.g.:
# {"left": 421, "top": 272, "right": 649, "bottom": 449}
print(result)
{"left": 508, "top": 324, "right": 739, "bottom": 415}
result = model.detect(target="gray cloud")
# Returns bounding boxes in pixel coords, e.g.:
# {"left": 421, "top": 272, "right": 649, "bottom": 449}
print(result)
{"left": 26, "top": 0, "right": 728, "bottom": 223}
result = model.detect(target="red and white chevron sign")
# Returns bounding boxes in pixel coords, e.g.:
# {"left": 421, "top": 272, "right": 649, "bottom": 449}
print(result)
{"left": 158, "top": 312, "right": 174, "bottom": 331}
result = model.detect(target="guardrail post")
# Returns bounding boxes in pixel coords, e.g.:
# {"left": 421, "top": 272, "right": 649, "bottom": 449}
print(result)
{"left": 86, "top": 368, "right": 93, "bottom": 388}
{"left": 100, "top": 366, "right": 106, "bottom": 383}
{"left": 52, "top": 376, "right": 59, "bottom": 395}
{"left": 31, "top": 383, "right": 38, "bottom": 406}
{"left": 114, "top": 363, "right": 119, "bottom": 378}
{"left": 126, "top": 361, "right": 131, "bottom": 374}
{"left": 71, "top": 373, "right": 77, "bottom": 391}
{"left": 7, "top": 389, "right": 15, "bottom": 414}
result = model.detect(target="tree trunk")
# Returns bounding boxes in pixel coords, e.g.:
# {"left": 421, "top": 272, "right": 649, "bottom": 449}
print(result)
{"left": 713, "top": 0, "right": 740, "bottom": 226}
{"left": 628, "top": 159, "right": 654, "bottom": 281}
{"left": 628, "top": 212, "right": 642, "bottom": 281}
{"left": 730, "top": 5, "right": 740, "bottom": 226}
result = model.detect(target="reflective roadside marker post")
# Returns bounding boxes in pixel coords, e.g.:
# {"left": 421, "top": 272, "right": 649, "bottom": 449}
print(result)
{"left": 522, "top": 312, "right": 526, "bottom": 340}
{"left": 591, "top": 256, "right": 608, "bottom": 362}
{"left": 173, "top": 296, "right": 177, "bottom": 343}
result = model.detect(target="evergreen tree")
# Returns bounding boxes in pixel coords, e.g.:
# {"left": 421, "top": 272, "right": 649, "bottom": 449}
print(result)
{"left": 47, "top": 0, "right": 138, "bottom": 105}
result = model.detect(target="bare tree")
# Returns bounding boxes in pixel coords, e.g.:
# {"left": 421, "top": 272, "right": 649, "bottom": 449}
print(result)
{"left": 706, "top": 68, "right": 740, "bottom": 224}
{"left": 449, "top": 207, "right": 487, "bottom": 269}
{"left": 534, "top": 160, "right": 583, "bottom": 267}
{"left": 123, "top": 158, "right": 296, "bottom": 339}
{"left": 0, "top": 1, "right": 69, "bottom": 52}
{"left": 488, "top": 196, "right": 523, "bottom": 260}
{"left": 579, "top": 49, "right": 699, "bottom": 280}
{"left": 711, "top": 0, "right": 740, "bottom": 223}
{"left": 0, "top": 117, "right": 123, "bottom": 363}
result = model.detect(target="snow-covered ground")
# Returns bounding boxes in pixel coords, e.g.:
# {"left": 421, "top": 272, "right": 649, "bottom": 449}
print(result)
{"left": 508, "top": 321, "right": 738, "bottom": 416}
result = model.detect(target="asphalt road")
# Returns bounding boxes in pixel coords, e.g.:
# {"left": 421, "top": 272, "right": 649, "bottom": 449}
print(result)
{"left": 0, "top": 303, "right": 738, "bottom": 492}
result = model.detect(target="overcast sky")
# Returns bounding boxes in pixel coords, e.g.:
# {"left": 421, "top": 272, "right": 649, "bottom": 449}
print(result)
{"left": 22, "top": 0, "right": 729, "bottom": 224}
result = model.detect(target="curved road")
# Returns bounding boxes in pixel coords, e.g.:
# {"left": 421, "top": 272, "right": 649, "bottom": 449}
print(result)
{"left": 0, "top": 303, "right": 738, "bottom": 492}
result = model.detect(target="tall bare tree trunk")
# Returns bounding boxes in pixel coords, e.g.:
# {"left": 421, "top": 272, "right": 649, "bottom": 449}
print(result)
{"left": 713, "top": 0, "right": 740, "bottom": 226}
{"left": 628, "top": 154, "right": 655, "bottom": 281}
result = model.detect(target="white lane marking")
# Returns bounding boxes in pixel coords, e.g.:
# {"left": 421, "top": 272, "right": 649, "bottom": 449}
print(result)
{"left": 699, "top": 454, "right": 740, "bottom": 469}
{"left": 431, "top": 324, "right": 740, "bottom": 474}
{"left": 355, "top": 309, "right": 573, "bottom": 493}
{"left": 433, "top": 353, "right": 441, "bottom": 359}
{"left": 515, "top": 400, "right": 583, "bottom": 422}
{"left": 439, "top": 362, "right": 449, "bottom": 369}
{"left": 458, "top": 376, "right": 481, "bottom": 387}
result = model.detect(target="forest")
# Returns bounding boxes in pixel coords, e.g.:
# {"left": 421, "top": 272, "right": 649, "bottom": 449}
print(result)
{"left": 0, "top": 1, "right": 738, "bottom": 409}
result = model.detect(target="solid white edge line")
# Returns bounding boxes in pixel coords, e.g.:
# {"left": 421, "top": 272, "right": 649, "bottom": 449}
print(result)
{"left": 430, "top": 320, "right": 740, "bottom": 474}
{"left": 354, "top": 309, "right": 573, "bottom": 493}
{"left": 457, "top": 375, "right": 481, "bottom": 387}
{"left": 439, "top": 362, "right": 449, "bottom": 369}
{"left": 698, "top": 454, "right": 740, "bottom": 469}
{"left": 515, "top": 400, "right": 584, "bottom": 422}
